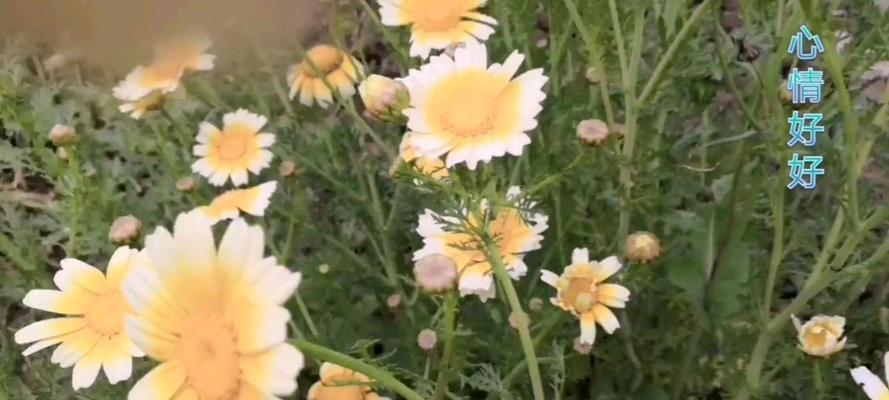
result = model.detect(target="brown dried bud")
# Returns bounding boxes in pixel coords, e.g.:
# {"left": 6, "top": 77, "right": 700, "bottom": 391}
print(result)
{"left": 414, "top": 254, "right": 458, "bottom": 294}
{"left": 109, "top": 215, "right": 142, "bottom": 244}
{"left": 49, "top": 124, "right": 77, "bottom": 147}
{"left": 576, "top": 119, "right": 611, "bottom": 146}
{"left": 625, "top": 231, "right": 662, "bottom": 264}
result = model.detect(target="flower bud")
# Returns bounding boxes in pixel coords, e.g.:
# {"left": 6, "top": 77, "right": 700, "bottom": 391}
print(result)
{"left": 387, "top": 293, "right": 403, "bottom": 310}
{"left": 49, "top": 124, "right": 77, "bottom": 146}
{"left": 625, "top": 231, "right": 662, "bottom": 264}
{"left": 528, "top": 297, "right": 544, "bottom": 312}
{"left": 109, "top": 215, "right": 142, "bottom": 244}
{"left": 417, "top": 329, "right": 438, "bottom": 351}
{"left": 584, "top": 67, "right": 602, "bottom": 84}
{"left": 318, "top": 263, "right": 330, "bottom": 274}
{"left": 576, "top": 119, "right": 610, "bottom": 146}
{"left": 358, "top": 74, "right": 409, "bottom": 122}
{"left": 414, "top": 254, "right": 458, "bottom": 294}
{"left": 791, "top": 314, "right": 847, "bottom": 357}
{"left": 278, "top": 161, "right": 299, "bottom": 177}
{"left": 175, "top": 176, "right": 196, "bottom": 192}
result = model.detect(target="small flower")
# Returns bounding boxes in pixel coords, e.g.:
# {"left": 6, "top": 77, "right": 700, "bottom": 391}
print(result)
{"left": 191, "top": 109, "right": 275, "bottom": 186}
{"left": 359, "top": 74, "right": 409, "bottom": 121}
{"left": 541, "top": 248, "right": 631, "bottom": 346}
{"left": 414, "top": 187, "right": 548, "bottom": 301}
{"left": 124, "top": 212, "right": 304, "bottom": 399}
{"left": 386, "top": 293, "right": 403, "bottom": 310}
{"left": 197, "top": 181, "right": 277, "bottom": 223}
{"left": 401, "top": 42, "right": 547, "bottom": 169}
{"left": 399, "top": 133, "right": 449, "bottom": 182}
{"left": 576, "top": 119, "right": 610, "bottom": 146}
{"left": 414, "top": 253, "right": 458, "bottom": 294}
{"left": 377, "top": 0, "right": 497, "bottom": 59}
{"left": 417, "top": 329, "right": 438, "bottom": 351}
{"left": 118, "top": 90, "right": 167, "bottom": 120}
{"left": 108, "top": 215, "right": 142, "bottom": 244}
{"left": 49, "top": 124, "right": 77, "bottom": 147}
{"left": 625, "top": 231, "right": 662, "bottom": 264}
{"left": 792, "top": 314, "right": 847, "bottom": 357}
{"left": 308, "top": 362, "right": 389, "bottom": 400}
{"left": 851, "top": 352, "right": 889, "bottom": 399}
{"left": 287, "top": 45, "right": 363, "bottom": 108}
{"left": 175, "top": 176, "right": 196, "bottom": 192}
{"left": 15, "top": 247, "right": 145, "bottom": 390}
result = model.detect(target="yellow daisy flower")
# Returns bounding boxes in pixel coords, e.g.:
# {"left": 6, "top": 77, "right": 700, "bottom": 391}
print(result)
{"left": 540, "top": 248, "right": 631, "bottom": 346}
{"left": 377, "top": 0, "right": 498, "bottom": 59}
{"left": 413, "top": 186, "right": 547, "bottom": 301}
{"left": 399, "top": 133, "right": 448, "bottom": 181}
{"left": 401, "top": 41, "right": 547, "bottom": 170}
{"left": 112, "top": 32, "right": 214, "bottom": 102}
{"left": 287, "top": 44, "right": 363, "bottom": 108}
{"left": 308, "top": 362, "right": 390, "bottom": 400}
{"left": 198, "top": 181, "right": 278, "bottom": 223}
{"left": 852, "top": 352, "right": 889, "bottom": 400}
{"left": 14, "top": 247, "right": 146, "bottom": 390}
{"left": 791, "top": 314, "right": 847, "bottom": 357}
{"left": 191, "top": 109, "right": 276, "bottom": 186}
{"left": 123, "top": 212, "right": 304, "bottom": 399}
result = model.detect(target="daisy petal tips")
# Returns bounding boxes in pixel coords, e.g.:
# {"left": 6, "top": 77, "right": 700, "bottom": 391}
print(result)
{"left": 401, "top": 41, "right": 547, "bottom": 170}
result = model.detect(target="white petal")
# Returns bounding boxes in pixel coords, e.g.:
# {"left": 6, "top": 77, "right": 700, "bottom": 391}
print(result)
{"left": 851, "top": 366, "right": 889, "bottom": 400}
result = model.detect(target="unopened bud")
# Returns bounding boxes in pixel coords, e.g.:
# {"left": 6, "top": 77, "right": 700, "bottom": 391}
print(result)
{"left": 417, "top": 329, "right": 438, "bottom": 351}
{"left": 175, "top": 176, "right": 196, "bottom": 192}
{"left": 414, "top": 254, "right": 458, "bottom": 294}
{"left": 625, "top": 231, "right": 662, "bottom": 264}
{"left": 387, "top": 293, "right": 403, "bottom": 310}
{"left": 109, "top": 215, "right": 142, "bottom": 244}
{"left": 279, "top": 161, "right": 299, "bottom": 177}
{"left": 49, "top": 124, "right": 77, "bottom": 146}
{"left": 528, "top": 297, "right": 544, "bottom": 312}
{"left": 576, "top": 119, "right": 611, "bottom": 146}
{"left": 318, "top": 264, "right": 330, "bottom": 274}
{"left": 585, "top": 67, "right": 602, "bottom": 84}
{"left": 358, "top": 74, "right": 409, "bottom": 122}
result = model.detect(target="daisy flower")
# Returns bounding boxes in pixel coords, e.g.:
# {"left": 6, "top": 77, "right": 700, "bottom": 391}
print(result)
{"left": 124, "top": 211, "right": 304, "bottom": 399}
{"left": 191, "top": 109, "right": 275, "bottom": 186}
{"left": 413, "top": 186, "right": 547, "bottom": 301}
{"left": 287, "top": 44, "right": 363, "bottom": 108}
{"left": 399, "top": 133, "right": 448, "bottom": 181}
{"left": 791, "top": 314, "right": 847, "bottom": 357}
{"left": 118, "top": 90, "right": 167, "bottom": 120}
{"left": 14, "top": 247, "right": 146, "bottom": 390}
{"left": 377, "top": 0, "right": 498, "bottom": 59}
{"left": 198, "top": 181, "right": 278, "bottom": 223}
{"left": 401, "top": 41, "right": 547, "bottom": 170}
{"left": 540, "top": 248, "right": 631, "bottom": 346}
{"left": 112, "top": 32, "right": 215, "bottom": 102}
{"left": 852, "top": 352, "right": 889, "bottom": 399}
{"left": 308, "top": 362, "right": 390, "bottom": 400}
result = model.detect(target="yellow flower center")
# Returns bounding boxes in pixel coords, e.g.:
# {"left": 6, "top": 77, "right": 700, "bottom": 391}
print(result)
{"left": 426, "top": 70, "right": 520, "bottom": 139}
{"left": 404, "top": 0, "right": 467, "bottom": 31}
{"left": 302, "top": 45, "right": 344, "bottom": 78}
{"left": 802, "top": 325, "right": 830, "bottom": 349}
{"left": 180, "top": 314, "right": 241, "bottom": 399}
{"left": 214, "top": 125, "right": 254, "bottom": 161}
{"left": 85, "top": 291, "right": 129, "bottom": 336}
{"left": 561, "top": 277, "right": 597, "bottom": 313}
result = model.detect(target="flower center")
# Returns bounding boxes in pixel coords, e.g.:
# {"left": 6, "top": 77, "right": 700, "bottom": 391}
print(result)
{"left": 180, "top": 314, "right": 241, "bottom": 399}
{"left": 803, "top": 326, "right": 830, "bottom": 349}
{"left": 85, "top": 291, "right": 129, "bottom": 336}
{"left": 407, "top": 0, "right": 464, "bottom": 31}
{"left": 302, "top": 45, "right": 344, "bottom": 78}
{"left": 427, "top": 70, "right": 511, "bottom": 139}
{"left": 215, "top": 127, "right": 254, "bottom": 161}
{"left": 561, "top": 277, "right": 597, "bottom": 313}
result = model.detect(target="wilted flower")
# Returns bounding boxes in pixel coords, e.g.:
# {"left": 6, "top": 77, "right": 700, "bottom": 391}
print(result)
{"left": 625, "top": 231, "right": 662, "bottom": 264}
{"left": 196, "top": 181, "right": 277, "bottom": 224}
{"left": 414, "top": 254, "right": 458, "bottom": 293}
{"left": 851, "top": 352, "right": 889, "bottom": 399}
{"left": 109, "top": 215, "right": 142, "bottom": 244}
{"left": 288, "top": 45, "right": 362, "bottom": 108}
{"left": 417, "top": 329, "right": 438, "bottom": 351}
{"left": 359, "top": 74, "right": 409, "bottom": 121}
{"left": 377, "top": 0, "right": 497, "bottom": 59}
{"left": 576, "top": 119, "right": 610, "bottom": 146}
{"left": 175, "top": 176, "right": 196, "bottom": 192}
{"left": 792, "top": 314, "right": 847, "bottom": 357}
{"left": 191, "top": 109, "right": 275, "bottom": 186}
{"left": 49, "top": 124, "right": 77, "bottom": 146}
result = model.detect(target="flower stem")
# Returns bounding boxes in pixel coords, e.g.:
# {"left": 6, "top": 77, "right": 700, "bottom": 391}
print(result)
{"left": 292, "top": 340, "right": 424, "bottom": 400}
{"left": 433, "top": 293, "right": 459, "bottom": 400}
{"left": 813, "top": 360, "right": 825, "bottom": 400}
{"left": 482, "top": 237, "right": 545, "bottom": 400}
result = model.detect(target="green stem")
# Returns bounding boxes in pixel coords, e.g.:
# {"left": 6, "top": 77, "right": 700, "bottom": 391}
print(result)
{"left": 295, "top": 293, "right": 319, "bottom": 338}
{"left": 813, "top": 360, "right": 825, "bottom": 400}
{"left": 293, "top": 340, "right": 424, "bottom": 400}
{"left": 762, "top": 182, "right": 786, "bottom": 319}
{"left": 526, "top": 151, "right": 588, "bottom": 196}
{"left": 616, "top": 8, "right": 645, "bottom": 245}
{"left": 482, "top": 237, "right": 545, "bottom": 400}
{"left": 606, "top": 0, "right": 629, "bottom": 78}
{"left": 433, "top": 293, "right": 459, "bottom": 400}
{"left": 562, "top": 0, "right": 616, "bottom": 125}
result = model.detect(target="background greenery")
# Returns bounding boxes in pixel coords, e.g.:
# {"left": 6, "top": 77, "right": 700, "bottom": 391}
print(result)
{"left": 1, "top": 0, "right": 889, "bottom": 399}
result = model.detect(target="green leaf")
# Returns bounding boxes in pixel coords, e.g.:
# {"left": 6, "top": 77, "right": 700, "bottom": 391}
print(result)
{"left": 707, "top": 240, "right": 751, "bottom": 322}
{"left": 666, "top": 209, "right": 715, "bottom": 304}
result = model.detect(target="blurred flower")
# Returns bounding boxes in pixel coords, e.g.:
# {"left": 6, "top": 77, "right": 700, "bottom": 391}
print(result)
{"left": 308, "top": 362, "right": 388, "bottom": 400}
{"left": 792, "top": 314, "right": 847, "bottom": 357}
{"left": 359, "top": 74, "right": 409, "bottom": 121}
{"left": 401, "top": 42, "right": 547, "bottom": 170}
{"left": 417, "top": 329, "right": 438, "bottom": 351}
{"left": 414, "top": 253, "right": 458, "bottom": 293}
{"left": 836, "top": 30, "right": 854, "bottom": 54}
{"left": 288, "top": 45, "right": 362, "bottom": 108}
{"left": 528, "top": 297, "right": 544, "bottom": 312}
{"left": 175, "top": 176, "right": 196, "bottom": 192}
{"left": 15, "top": 247, "right": 145, "bottom": 390}
{"left": 112, "top": 31, "right": 214, "bottom": 102}
{"left": 387, "top": 293, "right": 403, "bottom": 310}
{"left": 625, "top": 231, "right": 662, "bottom": 264}
{"left": 124, "top": 212, "right": 304, "bottom": 399}
{"left": 49, "top": 124, "right": 77, "bottom": 146}
{"left": 118, "top": 90, "right": 166, "bottom": 120}
{"left": 109, "top": 215, "right": 142, "bottom": 244}
{"left": 399, "top": 133, "right": 449, "bottom": 182}
{"left": 196, "top": 181, "right": 277, "bottom": 223}
{"left": 861, "top": 61, "right": 889, "bottom": 103}
{"left": 851, "top": 352, "right": 889, "bottom": 400}
{"left": 573, "top": 337, "right": 593, "bottom": 355}
{"left": 377, "top": 0, "right": 497, "bottom": 59}
{"left": 279, "top": 160, "right": 299, "bottom": 177}
{"left": 414, "top": 187, "right": 548, "bottom": 301}
{"left": 584, "top": 67, "right": 602, "bottom": 84}
{"left": 191, "top": 109, "right": 275, "bottom": 186}
{"left": 319, "top": 263, "right": 331, "bottom": 274}
{"left": 541, "top": 248, "right": 631, "bottom": 346}
{"left": 576, "top": 119, "right": 610, "bottom": 146}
